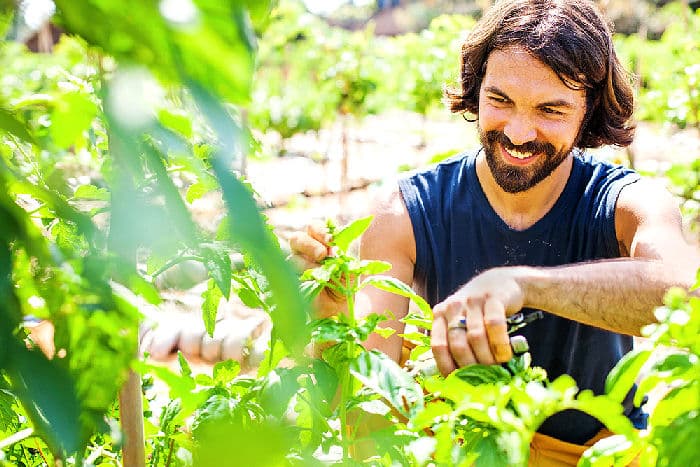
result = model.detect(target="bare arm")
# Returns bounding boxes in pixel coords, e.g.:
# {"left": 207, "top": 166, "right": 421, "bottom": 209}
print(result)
{"left": 432, "top": 178, "right": 700, "bottom": 375}
{"left": 519, "top": 178, "right": 698, "bottom": 334}
{"left": 356, "top": 187, "right": 417, "bottom": 363}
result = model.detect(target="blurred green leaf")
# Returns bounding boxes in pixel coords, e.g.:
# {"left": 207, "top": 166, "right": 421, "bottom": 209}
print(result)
{"left": 201, "top": 278, "right": 222, "bottom": 337}
{"left": 653, "top": 410, "right": 700, "bottom": 466}
{"left": 157, "top": 108, "right": 192, "bottom": 138}
{"left": 574, "top": 391, "right": 635, "bottom": 436}
{"left": 73, "top": 184, "right": 110, "bottom": 201}
{"left": 193, "top": 413, "right": 294, "bottom": 466}
{"left": 259, "top": 368, "right": 302, "bottom": 419}
{"left": 257, "top": 338, "right": 288, "bottom": 378}
{"left": 6, "top": 342, "right": 81, "bottom": 455}
{"left": 0, "top": 107, "right": 37, "bottom": 145}
{"left": 55, "top": 0, "right": 257, "bottom": 104}
{"left": 189, "top": 82, "right": 308, "bottom": 357}
{"left": 579, "top": 434, "right": 638, "bottom": 467}
{"left": 49, "top": 92, "right": 98, "bottom": 150}
{"left": 604, "top": 348, "right": 652, "bottom": 404}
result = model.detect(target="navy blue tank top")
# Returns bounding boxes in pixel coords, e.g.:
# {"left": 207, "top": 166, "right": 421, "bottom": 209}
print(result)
{"left": 398, "top": 149, "right": 644, "bottom": 444}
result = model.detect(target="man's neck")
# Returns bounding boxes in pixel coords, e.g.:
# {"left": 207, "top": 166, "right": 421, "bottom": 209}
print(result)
{"left": 475, "top": 152, "right": 574, "bottom": 231}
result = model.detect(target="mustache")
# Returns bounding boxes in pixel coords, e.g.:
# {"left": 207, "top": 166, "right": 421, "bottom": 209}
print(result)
{"left": 483, "top": 130, "right": 557, "bottom": 156}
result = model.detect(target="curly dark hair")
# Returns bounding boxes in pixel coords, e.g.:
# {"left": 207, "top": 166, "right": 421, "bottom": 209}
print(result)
{"left": 443, "top": 0, "right": 636, "bottom": 148}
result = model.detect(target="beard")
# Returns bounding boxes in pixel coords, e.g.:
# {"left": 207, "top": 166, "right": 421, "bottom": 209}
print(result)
{"left": 479, "top": 128, "right": 573, "bottom": 193}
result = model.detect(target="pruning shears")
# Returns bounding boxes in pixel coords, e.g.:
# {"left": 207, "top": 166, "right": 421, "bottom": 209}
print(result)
{"left": 405, "top": 310, "right": 545, "bottom": 378}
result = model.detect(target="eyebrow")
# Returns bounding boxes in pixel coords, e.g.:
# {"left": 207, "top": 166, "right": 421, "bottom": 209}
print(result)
{"left": 483, "top": 86, "right": 577, "bottom": 109}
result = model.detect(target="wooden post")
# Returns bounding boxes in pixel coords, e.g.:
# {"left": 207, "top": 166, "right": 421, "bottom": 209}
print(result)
{"left": 118, "top": 369, "right": 145, "bottom": 467}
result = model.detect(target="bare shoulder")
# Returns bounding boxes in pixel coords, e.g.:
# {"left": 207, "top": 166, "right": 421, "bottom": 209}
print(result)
{"left": 360, "top": 184, "right": 416, "bottom": 270}
{"left": 616, "top": 177, "right": 680, "bottom": 226}
{"left": 615, "top": 177, "right": 692, "bottom": 259}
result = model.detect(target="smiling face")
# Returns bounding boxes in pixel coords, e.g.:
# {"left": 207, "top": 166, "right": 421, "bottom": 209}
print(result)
{"left": 477, "top": 46, "right": 588, "bottom": 193}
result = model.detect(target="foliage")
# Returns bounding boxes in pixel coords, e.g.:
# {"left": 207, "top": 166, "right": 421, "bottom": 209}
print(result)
{"left": 0, "top": 0, "right": 309, "bottom": 463}
{"left": 615, "top": 3, "right": 700, "bottom": 128}
{"left": 583, "top": 287, "right": 700, "bottom": 466}
{"left": 662, "top": 158, "right": 700, "bottom": 241}
{"left": 2, "top": 1, "right": 700, "bottom": 466}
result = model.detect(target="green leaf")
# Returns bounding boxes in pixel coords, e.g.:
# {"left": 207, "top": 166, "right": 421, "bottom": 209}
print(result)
{"left": 185, "top": 181, "right": 212, "bottom": 203}
{"left": 579, "top": 434, "right": 638, "bottom": 467}
{"left": 73, "top": 184, "right": 110, "bottom": 202}
{"left": 604, "top": 348, "right": 652, "bottom": 403}
{"left": 235, "top": 284, "right": 264, "bottom": 309}
{"left": 411, "top": 399, "right": 452, "bottom": 431}
{"left": 6, "top": 342, "right": 81, "bottom": 454}
{"left": 347, "top": 258, "right": 392, "bottom": 276}
{"left": 311, "top": 358, "right": 339, "bottom": 402}
{"left": 212, "top": 359, "right": 241, "bottom": 386}
{"left": 190, "top": 82, "right": 308, "bottom": 357}
{"left": 310, "top": 317, "right": 350, "bottom": 343}
{"left": 201, "top": 243, "right": 232, "bottom": 299}
{"left": 453, "top": 364, "right": 512, "bottom": 386}
{"left": 49, "top": 92, "right": 98, "bottom": 149}
{"left": 349, "top": 349, "right": 424, "bottom": 419}
{"left": 136, "top": 361, "right": 197, "bottom": 402}
{"left": 178, "top": 351, "right": 192, "bottom": 378}
{"left": 462, "top": 426, "right": 511, "bottom": 467}
{"left": 650, "top": 384, "right": 700, "bottom": 426}
{"left": 574, "top": 391, "right": 635, "bottom": 436}
{"left": 361, "top": 274, "right": 433, "bottom": 320}
{"left": 201, "top": 278, "right": 223, "bottom": 337}
{"left": 54, "top": 0, "right": 258, "bottom": 104}
{"left": 193, "top": 416, "right": 295, "bottom": 467}
{"left": 157, "top": 108, "right": 193, "bottom": 138}
{"left": 259, "top": 368, "right": 303, "bottom": 418}
{"left": 652, "top": 351, "right": 696, "bottom": 374}
{"left": 333, "top": 215, "right": 373, "bottom": 252}
{"left": 257, "top": 338, "right": 288, "bottom": 377}
{"left": 653, "top": 410, "right": 700, "bottom": 466}
{"left": 0, "top": 107, "right": 37, "bottom": 144}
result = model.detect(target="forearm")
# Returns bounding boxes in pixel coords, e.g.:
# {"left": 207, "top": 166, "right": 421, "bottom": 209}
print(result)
{"left": 513, "top": 258, "right": 694, "bottom": 336}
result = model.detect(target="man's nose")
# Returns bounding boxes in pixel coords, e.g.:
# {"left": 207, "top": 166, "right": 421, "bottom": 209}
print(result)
{"left": 503, "top": 114, "right": 537, "bottom": 146}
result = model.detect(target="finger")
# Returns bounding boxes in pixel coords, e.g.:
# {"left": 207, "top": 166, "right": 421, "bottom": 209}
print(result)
{"left": 288, "top": 252, "right": 320, "bottom": 273}
{"left": 448, "top": 325, "right": 476, "bottom": 368}
{"left": 465, "top": 299, "right": 496, "bottom": 365}
{"left": 442, "top": 302, "right": 475, "bottom": 368}
{"left": 288, "top": 231, "right": 328, "bottom": 263}
{"left": 483, "top": 297, "right": 512, "bottom": 363}
{"left": 431, "top": 309, "right": 457, "bottom": 376}
{"left": 307, "top": 221, "right": 333, "bottom": 246}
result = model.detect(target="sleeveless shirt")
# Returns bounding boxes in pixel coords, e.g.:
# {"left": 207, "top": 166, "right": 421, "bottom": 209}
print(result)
{"left": 398, "top": 149, "right": 645, "bottom": 444}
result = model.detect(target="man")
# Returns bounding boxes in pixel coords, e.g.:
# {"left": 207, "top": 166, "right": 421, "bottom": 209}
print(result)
{"left": 290, "top": 0, "right": 699, "bottom": 463}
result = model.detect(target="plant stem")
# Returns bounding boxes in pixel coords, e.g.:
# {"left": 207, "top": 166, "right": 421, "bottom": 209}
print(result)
{"left": 164, "top": 438, "right": 175, "bottom": 466}
{"left": 0, "top": 428, "right": 33, "bottom": 450}
{"left": 34, "top": 438, "right": 49, "bottom": 465}
{"left": 339, "top": 282, "right": 357, "bottom": 462}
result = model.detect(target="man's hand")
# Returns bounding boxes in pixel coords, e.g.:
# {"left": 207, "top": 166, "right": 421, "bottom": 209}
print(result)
{"left": 431, "top": 268, "right": 526, "bottom": 376}
{"left": 287, "top": 222, "right": 346, "bottom": 318}
{"left": 287, "top": 222, "right": 333, "bottom": 270}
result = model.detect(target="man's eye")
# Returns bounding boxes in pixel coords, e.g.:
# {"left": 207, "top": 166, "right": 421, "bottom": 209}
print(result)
{"left": 489, "top": 96, "right": 508, "bottom": 104}
{"left": 542, "top": 107, "right": 563, "bottom": 115}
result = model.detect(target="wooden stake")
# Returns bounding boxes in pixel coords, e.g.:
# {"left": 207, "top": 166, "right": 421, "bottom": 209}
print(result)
{"left": 118, "top": 369, "right": 145, "bottom": 467}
